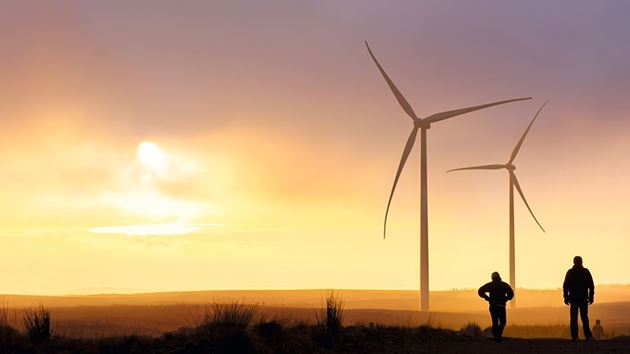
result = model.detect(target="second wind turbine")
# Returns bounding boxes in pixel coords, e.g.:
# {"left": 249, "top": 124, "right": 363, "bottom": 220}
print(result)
{"left": 447, "top": 101, "right": 548, "bottom": 308}
{"left": 366, "top": 41, "right": 531, "bottom": 312}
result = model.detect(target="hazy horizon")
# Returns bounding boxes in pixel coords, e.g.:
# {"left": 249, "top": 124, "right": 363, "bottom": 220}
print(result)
{"left": 3, "top": 283, "right": 630, "bottom": 298}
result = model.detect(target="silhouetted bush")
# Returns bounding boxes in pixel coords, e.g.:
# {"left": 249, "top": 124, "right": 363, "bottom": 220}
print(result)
{"left": 316, "top": 290, "right": 344, "bottom": 338}
{"left": 202, "top": 302, "right": 256, "bottom": 331}
{"left": 255, "top": 320, "right": 284, "bottom": 342}
{"left": 459, "top": 322, "right": 484, "bottom": 339}
{"left": 192, "top": 302, "right": 257, "bottom": 354}
{"left": 0, "top": 304, "right": 13, "bottom": 336}
{"left": 23, "top": 306, "right": 51, "bottom": 343}
{"left": 0, "top": 306, "right": 20, "bottom": 353}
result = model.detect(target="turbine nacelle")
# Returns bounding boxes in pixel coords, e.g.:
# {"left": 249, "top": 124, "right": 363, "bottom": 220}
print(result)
{"left": 506, "top": 164, "right": 516, "bottom": 172}
{"left": 414, "top": 119, "right": 430, "bottom": 129}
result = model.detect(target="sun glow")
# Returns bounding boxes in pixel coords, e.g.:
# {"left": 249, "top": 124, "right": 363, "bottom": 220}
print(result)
{"left": 138, "top": 141, "right": 167, "bottom": 172}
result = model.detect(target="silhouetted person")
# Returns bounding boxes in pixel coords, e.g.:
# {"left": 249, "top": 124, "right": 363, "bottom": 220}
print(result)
{"left": 478, "top": 272, "right": 514, "bottom": 342}
{"left": 563, "top": 256, "right": 594, "bottom": 341}
{"left": 592, "top": 319, "right": 604, "bottom": 340}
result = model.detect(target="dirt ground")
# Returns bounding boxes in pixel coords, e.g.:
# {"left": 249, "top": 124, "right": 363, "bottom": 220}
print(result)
{"left": 402, "top": 339, "right": 630, "bottom": 354}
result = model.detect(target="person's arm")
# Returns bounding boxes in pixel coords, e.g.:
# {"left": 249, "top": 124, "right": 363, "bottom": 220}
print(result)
{"left": 563, "top": 270, "right": 571, "bottom": 305}
{"left": 478, "top": 283, "right": 490, "bottom": 301}
{"left": 506, "top": 283, "right": 514, "bottom": 301}
{"left": 587, "top": 269, "right": 595, "bottom": 304}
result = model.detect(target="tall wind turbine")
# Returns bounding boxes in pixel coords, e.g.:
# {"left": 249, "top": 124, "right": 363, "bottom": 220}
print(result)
{"left": 447, "top": 101, "right": 548, "bottom": 308}
{"left": 366, "top": 41, "right": 531, "bottom": 312}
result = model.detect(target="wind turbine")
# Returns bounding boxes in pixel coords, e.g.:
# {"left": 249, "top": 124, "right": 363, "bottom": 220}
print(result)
{"left": 366, "top": 41, "right": 531, "bottom": 312}
{"left": 447, "top": 101, "right": 548, "bottom": 308}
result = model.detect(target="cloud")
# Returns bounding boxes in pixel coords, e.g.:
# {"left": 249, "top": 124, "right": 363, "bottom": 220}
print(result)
{"left": 89, "top": 223, "right": 221, "bottom": 237}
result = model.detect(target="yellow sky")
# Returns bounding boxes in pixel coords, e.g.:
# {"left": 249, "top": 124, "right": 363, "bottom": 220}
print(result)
{"left": 0, "top": 1, "right": 629, "bottom": 294}
{"left": 1, "top": 110, "right": 628, "bottom": 295}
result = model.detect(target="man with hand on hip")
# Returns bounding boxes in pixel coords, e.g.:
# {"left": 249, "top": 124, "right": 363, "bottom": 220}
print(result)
{"left": 478, "top": 272, "right": 514, "bottom": 342}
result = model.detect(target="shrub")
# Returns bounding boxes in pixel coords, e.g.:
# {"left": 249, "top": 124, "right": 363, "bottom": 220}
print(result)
{"left": 460, "top": 322, "right": 484, "bottom": 338}
{"left": 316, "top": 291, "right": 344, "bottom": 338}
{"left": 0, "top": 303, "right": 20, "bottom": 349}
{"left": 202, "top": 302, "right": 256, "bottom": 331}
{"left": 254, "top": 320, "right": 285, "bottom": 347}
{"left": 23, "top": 306, "right": 51, "bottom": 343}
{"left": 192, "top": 301, "right": 257, "bottom": 354}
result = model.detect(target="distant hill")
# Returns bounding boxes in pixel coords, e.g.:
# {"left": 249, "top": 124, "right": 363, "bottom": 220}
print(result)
{"left": 1, "top": 285, "right": 629, "bottom": 312}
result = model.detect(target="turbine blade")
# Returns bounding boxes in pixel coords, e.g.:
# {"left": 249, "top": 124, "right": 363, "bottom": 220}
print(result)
{"left": 384, "top": 127, "right": 419, "bottom": 238}
{"left": 447, "top": 164, "right": 506, "bottom": 173}
{"left": 365, "top": 41, "right": 417, "bottom": 120}
{"left": 511, "top": 172, "right": 545, "bottom": 232}
{"left": 424, "top": 97, "right": 531, "bottom": 124}
{"left": 509, "top": 100, "right": 549, "bottom": 163}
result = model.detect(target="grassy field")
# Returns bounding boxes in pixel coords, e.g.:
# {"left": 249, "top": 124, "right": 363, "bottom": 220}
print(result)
{"left": 0, "top": 304, "right": 626, "bottom": 339}
{"left": 2, "top": 287, "right": 630, "bottom": 338}
{"left": 1, "top": 300, "right": 630, "bottom": 354}
{"left": 1, "top": 288, "right": 629, "bottom": 352}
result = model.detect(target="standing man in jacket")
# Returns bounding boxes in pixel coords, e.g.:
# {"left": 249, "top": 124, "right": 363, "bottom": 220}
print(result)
{"left": 563, "top": 256, "right": 594, "bottom": 341}
{"left": 478, "top": 272, "right": 514, "bottom": 342}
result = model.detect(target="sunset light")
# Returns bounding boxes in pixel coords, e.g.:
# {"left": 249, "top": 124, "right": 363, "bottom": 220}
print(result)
{"left": 1, "top": 2, "right": 629, "bottom": 349}
{"left": 89, "top": 223, "right": 221, "bottom": 237}
{"left": 137, "top": 141, "right": 168, "bottom": 173}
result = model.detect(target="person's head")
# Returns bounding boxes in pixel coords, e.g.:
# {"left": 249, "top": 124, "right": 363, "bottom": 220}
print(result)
{"left": 491, "top": 272, "right": 501, "bottom": 281}
{"left": 596, "top": 319, "right": 601, "bottom": 325}
{"left": 573, "top": 256, "right": 583, "bottom": 266}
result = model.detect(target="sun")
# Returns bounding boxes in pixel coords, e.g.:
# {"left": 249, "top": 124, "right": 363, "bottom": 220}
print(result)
{"left": 137, "top": 141, "right": 167, "bottom": 172}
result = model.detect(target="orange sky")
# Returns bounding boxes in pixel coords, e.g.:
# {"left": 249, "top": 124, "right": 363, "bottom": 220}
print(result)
{"left": 0, "top": 1, "right": 629, "bottom": 294}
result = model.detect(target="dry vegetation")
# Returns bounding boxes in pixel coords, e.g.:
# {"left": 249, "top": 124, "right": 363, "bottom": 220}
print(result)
{"left": 0, "top": 294, "right": 629, "bottom": 353}
{"left": 23, "top": 306, "right": 51, "bottom": 343}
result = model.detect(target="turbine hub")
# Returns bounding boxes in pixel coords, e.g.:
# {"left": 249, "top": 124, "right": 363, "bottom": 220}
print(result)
{"left": 507, "top": 164, "right": 516, "bottom": 171}
{"left": 414, "top": 119, "right": 430, "bottom": 129}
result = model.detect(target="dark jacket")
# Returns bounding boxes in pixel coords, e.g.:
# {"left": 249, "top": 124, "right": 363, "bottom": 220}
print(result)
{"left": 563, "top": 265, "right": 594, "bottom": 302}
{"left": 478, "top": 280, "right": 514, "bottom": 306}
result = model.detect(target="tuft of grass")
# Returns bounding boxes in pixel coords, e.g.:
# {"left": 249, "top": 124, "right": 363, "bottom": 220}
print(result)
{"left": 0, "top": 304, "right": 8, "bottom": 328}
{"left": 0, "top": 302, "right": 20, "bottom": 352}
{"left": 23, "top": 305, "right": 51, "bottom": 343}
{"left": 316, "top": 290, "right": 344, "bottom": 338}
{"left": 203, "top": 302, "right": 256, "bottom": 331}
{"left": 191, "top": 302, "right": 257, "bottom": 353}
{"left": 459, "top": 322, "right": 484, "bottom": 339}
{"left": 185, "top": 304, "right": 209, "bottom": 329}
